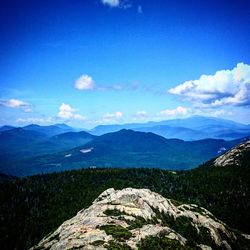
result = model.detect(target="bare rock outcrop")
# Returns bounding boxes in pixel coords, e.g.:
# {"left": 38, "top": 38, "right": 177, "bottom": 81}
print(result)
{"left": 214, "top": 140, "right": 250, "bottom": 167}
{"left": 31, "top": 188, "right": 249, "bottom": 250}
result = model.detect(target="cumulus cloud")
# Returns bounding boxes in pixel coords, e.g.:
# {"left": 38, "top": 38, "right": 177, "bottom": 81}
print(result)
{"left": 169, "top": 63, "right": 250, "bottom": 107}
{"left": 158, "top": 106, "right": 188, "bottom": 117}
{"left": 58, "top": 103, "right": 86, "bottom": 121}
{"left": 74, "top": 75, "right": 95, "bottom": 90}
{"left": 0, "top": 99, "right": 29, "bottom": 108}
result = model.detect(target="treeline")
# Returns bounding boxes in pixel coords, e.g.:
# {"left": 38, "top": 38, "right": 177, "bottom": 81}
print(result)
{"left": 0, "top": 157, "right": 249, "bottom": 250}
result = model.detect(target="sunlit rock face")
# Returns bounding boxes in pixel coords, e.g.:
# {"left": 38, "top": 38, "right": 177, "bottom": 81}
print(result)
{"left": 31, "top": 188, "right": 249, "bottom": 250}
{"left": 214, "top": 140, "right": 250, "bottom": 167}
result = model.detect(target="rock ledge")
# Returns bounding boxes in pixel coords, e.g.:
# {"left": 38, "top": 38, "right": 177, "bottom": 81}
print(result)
{"left": 31, "top": 188, "right": 249, "bottom": 250}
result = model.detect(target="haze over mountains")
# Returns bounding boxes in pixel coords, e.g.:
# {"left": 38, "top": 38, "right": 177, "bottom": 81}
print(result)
{"left": 89, "top": 116, "right": 250, "bottom": 140}
{"left": 15, "top": 130, "right": 243, "bottom": 176}
{"left": 0, "top": 116, "right": 249, "bottom": 176}
{"left": 0, "top": 127, "right": 95, "bottom": 167}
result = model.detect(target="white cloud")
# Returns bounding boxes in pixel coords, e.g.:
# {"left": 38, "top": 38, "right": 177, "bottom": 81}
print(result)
{"left": 0, "top": 99, "right": 29, "bottom": 108}
{"left": 138, "top": 5, "right": 143, "bottom": 14}
{"left": 58, "top": 103, "right": 86, "bottom": 121}
{"left": 158, "top": 106, "right": 188, "bottom": 117}
{"left": 98, "top": 111, "right": 123, "bottom": 123}
{"left": 136, "top": 110, "right": 147, "bottom": 116}
{"left": 191, "top": 108, "right": 234, "bottom": 118}
{"left": 74, "top": 74, "right": 95, "bottom": 90}
{"left": 134, "top": 110, "right": 148, "bottom": 119}
{"left": 101, "top": 0, "right": 132, "bottom": 9}
{"left": 58, "top": 103, "right": 74, "bottom": 119}
{"left": 101, "top": 0, "right": 120, "bottom": 7}
{"left": 169, "top": 63, "right": 250, "bottom": 107}
{"left": 0, "top": 98, "right": 33, "bottom": 112}
{"left": 103, "top": 111, "right": 123, "bottom": 120}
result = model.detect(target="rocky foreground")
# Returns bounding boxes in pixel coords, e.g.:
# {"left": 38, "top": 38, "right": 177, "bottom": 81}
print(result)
{"left": 31, "top": 188, "right": 250, "bottom": 250}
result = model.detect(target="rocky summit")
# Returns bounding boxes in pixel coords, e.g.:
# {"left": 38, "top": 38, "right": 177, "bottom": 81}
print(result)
{"left": 31, "top": 188, "right": 249, "bottom": 250}
{"left": 214, "top": 140, "right": 250, "bottom": 167}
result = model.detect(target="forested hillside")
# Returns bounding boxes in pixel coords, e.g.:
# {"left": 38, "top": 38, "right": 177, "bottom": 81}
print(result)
{"left": 4, "top": 129, "right": 243, "bottom": 176}
{"left": 0, "top": 154, "right": 249, "bottom": 249}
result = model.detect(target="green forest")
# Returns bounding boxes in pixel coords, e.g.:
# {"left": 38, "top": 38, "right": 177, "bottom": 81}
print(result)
{"left": 0, "top": 155, "right": 249, "bottom": 250}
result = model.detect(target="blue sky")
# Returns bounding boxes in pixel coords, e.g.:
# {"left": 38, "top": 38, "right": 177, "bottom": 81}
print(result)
{"left": 0, "top": 0, "right": 250, "bottom": 128}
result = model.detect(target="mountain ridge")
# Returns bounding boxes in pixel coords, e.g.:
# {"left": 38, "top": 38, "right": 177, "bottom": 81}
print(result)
{"left": 89, "top": 116, "right": 250, "bottom": 140}
{"left": 7, "top": 129, "right": 245, "bottom": 176}
{"left": 0, "top": 128, "right": 96, "bottom": 170}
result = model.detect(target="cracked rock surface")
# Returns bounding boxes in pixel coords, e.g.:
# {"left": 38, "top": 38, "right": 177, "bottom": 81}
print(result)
{"left": 214, "top": 140, "right": 250, "bottom": 167}
{"left": 31, "top": 187, "right": 249, "bottom": 250}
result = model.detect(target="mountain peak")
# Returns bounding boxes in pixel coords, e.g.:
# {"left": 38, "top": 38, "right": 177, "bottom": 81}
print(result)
{"left": 214, "top": 140, "right": 250, "bottom": 167}
{"left": 31, "top": 188, "right": 249, "bottom": 250}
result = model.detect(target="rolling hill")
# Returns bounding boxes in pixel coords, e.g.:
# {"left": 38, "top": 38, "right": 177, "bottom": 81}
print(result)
{"left": 22, "top": 123, "right": 74, "bottom": 137}
{"left": 0, "top": 128, "right": 96, "bottom": 171}
{"left": 50, "top": 131, "right": 96, "bottom": 147}
{"left": 7, "top": 129, "right": 245, "bottom": 176}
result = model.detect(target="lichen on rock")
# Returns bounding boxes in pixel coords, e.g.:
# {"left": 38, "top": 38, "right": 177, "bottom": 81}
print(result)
{"left": 30, "top": 188, "right": 250, "bottom": 250}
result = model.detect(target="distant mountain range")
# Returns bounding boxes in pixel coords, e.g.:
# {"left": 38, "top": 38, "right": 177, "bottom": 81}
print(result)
{"left": 1, "top": 116, "right": 249, "bottom": 140}
{"left": 0, "top": 116, "right": 249, "bottom": 176}
{"left": 89, "top": 116, "right": 250, "bottom": 140}
{"left": 0, "top": 127, "right": 95, "bottom": 164}
{"left": 2, "top": 129, "right": 247, "bottom": 176}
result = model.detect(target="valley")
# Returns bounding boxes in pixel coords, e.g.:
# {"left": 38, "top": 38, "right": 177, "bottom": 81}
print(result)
{"left": 1, "top": 116, "right": 249, "bottom": 176}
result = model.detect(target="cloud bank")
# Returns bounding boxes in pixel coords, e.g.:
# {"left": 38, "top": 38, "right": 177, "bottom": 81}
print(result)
{"left": 169, "top": 63, "right": 250, "bottom": 107}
